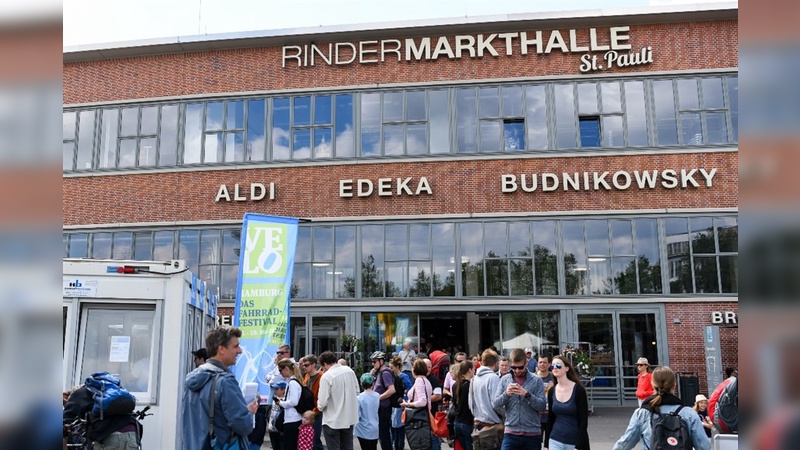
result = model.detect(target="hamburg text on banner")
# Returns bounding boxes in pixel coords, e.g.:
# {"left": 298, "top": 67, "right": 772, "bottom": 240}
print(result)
{"left": 232, "top": 214, "right": 299, "bottom": 401}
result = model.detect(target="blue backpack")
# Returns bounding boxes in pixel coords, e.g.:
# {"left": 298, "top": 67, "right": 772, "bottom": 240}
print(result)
{"left": 84, "top": 372, "right": 137, "bottom": 420}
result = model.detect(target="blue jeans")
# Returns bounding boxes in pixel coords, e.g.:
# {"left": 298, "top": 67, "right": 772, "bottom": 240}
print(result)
{"left": 391, "top": 426, "right": 405, "bottom": 450}
{"left": 431, "top": 431, "right": 442, "bottom": 450}
{"left": 546, "top": 439, "right": 573, "bottom": 450}
{"left": 454, "top": 423, "right": 473, "bottom": 450}
{"left": 500, "top": 433, "right": 542, "bottom": 450}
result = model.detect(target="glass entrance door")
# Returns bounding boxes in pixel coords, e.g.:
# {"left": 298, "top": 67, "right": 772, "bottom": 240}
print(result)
{"left": 289, "top": 313, "right": 350, "bottom": 361}
{"left": 574, "top": 310, "right": 661, "bottom": 405}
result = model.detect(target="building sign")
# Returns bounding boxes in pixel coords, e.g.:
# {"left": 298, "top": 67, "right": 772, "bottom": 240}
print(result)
{"left": 501, "top": 168, "right": 717, "bottom": 193}
{"left": 339, "top": 177, "right": 432, "bottom": 198}
{"left": 710, "top": 311, "right": 738, "bottom": 325}
{"left": 215, "top": 183, "right": 276, "bottom": 202}
{"left": 282, "top": 26, "right": 652, "bottom": 73}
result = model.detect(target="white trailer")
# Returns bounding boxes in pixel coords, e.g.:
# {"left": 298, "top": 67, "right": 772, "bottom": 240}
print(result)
{"left": 63, "top": 258, "right": 218, "bottom": 449}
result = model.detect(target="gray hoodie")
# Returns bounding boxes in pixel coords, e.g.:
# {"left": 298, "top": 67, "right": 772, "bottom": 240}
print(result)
{"left": 491, "top": 371, "right": 546, "bottom": 434}
{"left": 468, "top": 366, "right": 504, "bottom": 424}
{"left": 182, "top": 359, "right": 253, "bottom": 450}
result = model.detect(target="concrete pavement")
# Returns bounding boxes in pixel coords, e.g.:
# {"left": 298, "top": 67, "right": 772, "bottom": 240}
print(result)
{"left": 262, "top": 406, "right": 638, "bottom": 450}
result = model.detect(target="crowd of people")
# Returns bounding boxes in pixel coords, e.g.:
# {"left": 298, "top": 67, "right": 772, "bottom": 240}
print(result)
{"left": 63, "top": 325, "right": 736, "bottom": 450}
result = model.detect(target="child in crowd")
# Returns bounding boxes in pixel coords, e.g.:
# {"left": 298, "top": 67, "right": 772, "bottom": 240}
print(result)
{"left": 355, "top": 373, "right": 380, "bottom": 450}
{"left": 298, "top": 410, "right": 316, "bottom": 450}
{"left": 268, "top": 382, "right": 287, "bottom": 450}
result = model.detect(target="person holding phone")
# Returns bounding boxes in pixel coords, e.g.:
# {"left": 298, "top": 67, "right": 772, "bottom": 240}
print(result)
{"left": 492, "top": 348, "right": 546, "bottom": 450}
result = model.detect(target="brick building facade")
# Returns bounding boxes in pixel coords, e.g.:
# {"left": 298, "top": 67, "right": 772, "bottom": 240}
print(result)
{"left": 64, "top": 4, "right": 737, "bottom": 402}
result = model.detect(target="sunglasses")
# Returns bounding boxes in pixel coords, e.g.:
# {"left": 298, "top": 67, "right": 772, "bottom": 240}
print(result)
{"left": 550, "top": 363, "right": 564, "bottom": 370}
{"left": 302, "top": 363, "right": 313, "bottom": 367}
{"left": 636, "top": 364, "right": 647, "bottom": 366}
{"left": 276, "top": 351, "right": 288, "bottom": 355}
{"left": 510, "top": 365, "right": 526, "bottom": 370}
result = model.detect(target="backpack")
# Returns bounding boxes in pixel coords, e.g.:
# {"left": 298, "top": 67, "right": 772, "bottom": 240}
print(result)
{"left": 649, "top": 406, "right": 692, "bottom": 450}
{"left": 83, "top": 372, "right": 137, "bottom": 420}
{"left": 429, "top": 351, "right": 450, "bottom": 384}
{"left": 714, "top": 377, "right": 738, "bottom": 433}
{"left": 286, "top": 379, "right": 316, "bottom": 414}
{"left": 388, "top": 372, "right": 407, "bottom": 407}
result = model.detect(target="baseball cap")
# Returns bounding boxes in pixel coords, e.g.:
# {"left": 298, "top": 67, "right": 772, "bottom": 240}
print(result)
{"left": 270, "top": 381, "right": 287, "bottom": 389}
{"left": 192, "top": 348, "right": 207, "bottom": 359}
{"left": 524, "top": 348, "right": 533, "bottom": 354}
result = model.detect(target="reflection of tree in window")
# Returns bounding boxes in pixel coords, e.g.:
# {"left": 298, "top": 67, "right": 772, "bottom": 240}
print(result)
{"left": 408, "top": 270, "right": 432, "bottom": 297}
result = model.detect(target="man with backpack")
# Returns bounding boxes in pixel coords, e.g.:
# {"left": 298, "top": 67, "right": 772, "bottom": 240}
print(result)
{"left": 182, "top": 326, "right": 259, "bottom": 450}
{"left": 370, "top": 351, "right": 396, "bottom": 450}
{"left": 612, "top": 366, "right": 709, "bottom": 450}
{"left": 708, "top": 371, "right": 737, "bottom": 434}
{"left": 63, "top": 373, "right": 139, "bottom": 449}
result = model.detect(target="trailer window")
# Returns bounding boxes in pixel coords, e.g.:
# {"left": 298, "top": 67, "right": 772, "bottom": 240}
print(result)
{"left": 78, "top": 307, "right": 157, "bottom": 396}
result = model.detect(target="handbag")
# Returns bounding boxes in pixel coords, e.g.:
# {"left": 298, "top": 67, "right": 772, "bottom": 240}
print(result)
{"left": 432, "top": 410, "right": 449, "bottom": 438}
{"left": 471, "top": 425, "right": 504, "bottom": 450}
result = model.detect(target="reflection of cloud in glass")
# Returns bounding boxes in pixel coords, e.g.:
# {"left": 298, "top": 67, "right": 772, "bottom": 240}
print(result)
{"left": 294, "top": 145, "right": 311, "bottom": 159}
{"left": 335, "top": 125, "right": 354, "bottom": 157}
{"left": 272, "top": 127, "right": 290, "bottom": 160}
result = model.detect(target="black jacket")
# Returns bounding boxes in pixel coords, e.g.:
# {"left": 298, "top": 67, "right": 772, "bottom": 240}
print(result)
{"left": 544, "top": 382, "right": 590, "bottom": 450}
{"left": 63, "top": 386, "right": 137, "bottom": 443}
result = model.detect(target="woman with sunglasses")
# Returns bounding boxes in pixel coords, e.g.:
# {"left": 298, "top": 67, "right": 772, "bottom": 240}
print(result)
{"left": 543, "top": 356, "right": 590, "bottom": 450}
{"left": 634, "top": 357, "right": 654, "bottom": 407}
{"left": 275, "top": 359, "right": 307, "bottom": 450}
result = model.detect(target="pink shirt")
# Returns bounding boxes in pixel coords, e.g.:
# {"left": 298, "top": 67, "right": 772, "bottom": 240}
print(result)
{"left": 407, "top": 376, "right": 432, "bottom": 408}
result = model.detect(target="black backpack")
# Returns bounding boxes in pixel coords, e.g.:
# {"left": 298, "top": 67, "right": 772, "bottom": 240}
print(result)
{"left": 286, "top": 379, "right": 316, "bottom": 414}
{"left": 388, "top": 372, "right": 406, "bottom": 407}
{"left": 714, "top": 377, "right": 738, "bottom": 433}
{"left": 650, "top": 406, "right": 692, "bottom": 450}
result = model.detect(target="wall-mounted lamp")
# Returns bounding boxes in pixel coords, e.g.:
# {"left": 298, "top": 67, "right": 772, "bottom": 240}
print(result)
{"left": 673, "top": 318, "right": 682, "bottom": 324}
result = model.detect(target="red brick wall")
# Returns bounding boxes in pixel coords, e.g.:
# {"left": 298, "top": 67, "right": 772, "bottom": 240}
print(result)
{"left": 63, "top": 151, "right": 737, "bottom": 226}
{"left": 63, "top": 20, "right": 738, "bottom": 104}
{"left": 665, "top": 302, "right": 738, "bottom": 394}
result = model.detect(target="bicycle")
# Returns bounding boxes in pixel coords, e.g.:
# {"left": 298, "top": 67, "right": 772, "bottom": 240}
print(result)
{"left": 63, "top": 405, "right": 153, "bottom": 450}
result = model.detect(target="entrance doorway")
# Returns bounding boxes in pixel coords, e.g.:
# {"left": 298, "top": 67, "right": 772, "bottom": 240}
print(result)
{"left": 419, "top": 313, "right": 466, "bottom": 355}
{"left": 572, "top": 310, "right": 662, "bottom": 405}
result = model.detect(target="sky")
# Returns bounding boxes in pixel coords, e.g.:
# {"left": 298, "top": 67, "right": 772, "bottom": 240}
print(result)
{"left": 62, "top": 0, "right": 733, "bottom": 48}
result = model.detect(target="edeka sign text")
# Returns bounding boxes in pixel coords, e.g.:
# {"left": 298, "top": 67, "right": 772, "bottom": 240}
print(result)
{"left": 282, "top": 26, "right": 651, "bottom": 74}
{"left": 340, "top": 177, "right": 432, "bottom": 197}
{"left": 501, "top": 168, "right": 717, "bottom": 193}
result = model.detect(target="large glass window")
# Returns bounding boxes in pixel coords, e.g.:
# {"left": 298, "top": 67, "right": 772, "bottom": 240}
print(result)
{"left": 499, "top": 311, "right": 560, "bottom": 357}
{"left": 65, "top": 73, "right": 737, "bottom": 173}
{"left": 64, "top": 214, "right": 734, "bottom": 299}
{"left": 79, "top": 306, "right": 157, "bottom": 395}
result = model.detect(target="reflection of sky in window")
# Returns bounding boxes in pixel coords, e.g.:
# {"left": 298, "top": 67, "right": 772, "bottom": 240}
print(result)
{"left": 314, "top": 128, "right": 332, "bottom": 157}
{"left": 98, "top": 109, "right": 118, "bottom": 168}
{"left": 383, "top": 124, "right": 404, "bottom": 155}
{"left": 361, "top": 93, "right": 381, "bottom": 156}
{"left": 335, "top": 94, "right": 354, "bottom": 156}
{"left": 385, "top": 224, "right": 408, "bottom": 260}
{"left": 184, "top": 103, "right": 203, "bottom": 164}
{"left": 406, "top": 124, "right": 426, "bottom": 155}
{"left": 383, "top": 92, "right": 403, "bottom": 122}
{"left": 431, "top": 223, "right": 454, "bottom": 259}
{"left": 502, "top": 86, "right": 523, "bottom": 117}
{"left": 459, "top": 222, "right": 483, "bottom": 262}
{"left": 602, "top": 116, "right": 623, "bottom": 147}
{"left": 199, "top": 230, "right": 220, "bottom": 265}
{"left": 577, "top": 83, "right": 597, "bottom": 115}
{"left": 634, "top": 219, "right": 660, "bottom": 261}
{"left": 624, "top": 81, "right": 648, "bottom": 147}
{"left": 247, "top": 100, "right": 265, "bottom": 160}
{"left": 561, "top": 221, "right": 586, "bottom": 262}
{"left": 480, "top": 121, "right": 501, "bottom": 151}
{"left": 120, "top": 107, "right": 138, "bottom": 136}
{"left": 293, "top": 96, "right": 311, "bottom": 126}
{"left": 314, "top": 95, "right": 331, "bottom": 125}
{"left": 409, "top": 224, "right": 430, "bottom": 259}
{"left": 601, "top": 82, "right": 622, "bottom": 113}
{"left": 554, "top": 84, "right": 576, "bottom": 149}
{"left": 159, "top": 105, "right": 179, "bottom": 165}
{"left": 313, "top": 226, "right": 333, "bottom": 261}
{"left": 140, "top": 106, "right": 158, "bottom": 135}
{"left": 295, "top": 227, "right": 312, "bottom": 262}
{"left": 92, "top": 232, "right": 112, "bottom": 259}
{"left": 706, "top": 112, "right": 728, "bottom": 144}
{"left": 273, "top": 98, "right": 290, "bottom": 159}
{"left": 118, "top": 139, "right": 136, "bottom": 167}
{"left": 206, "top": 102, "right": 224, "bottom": 131}
{"left": 484, "top": 222, "right": 507, "bottom": 257}
{"left": 509, "top": 222, "right": 530, "bottom": 256}
{"left": 429, "top": 90, "right": 450, "bottom": 153}
{"left": 204, "top": 133, "right": 223, "bottom": 163}
{"left": 334, "top": 226, "right": 356, "bottom": 270}
{"left": 586, "top": 220, "right": 609, "bottom": 255}
{"left": 153, "top": 231, "right": 174, "bottom": 260}
{"left": 480, "top": 87, "right": 499, "bottom": 118}
{"left": 361, "top": 225, "right": 384, "bottom": 263}
{"left": 179, "top": 230, "right": 200, "bottom": 272}
{"left": 702, "top": 78, "right": 724, "bottom": 109}
{"left": 653, "top": 80, "right": 678, "bottom": 146}
{"left": 680, "top": 113, "right": 702, "bottom": 145}
{"left": 456, "top": 88, "right": 477, "bottom": 152}
{"left": 610, "top": 220, "right": 633, "bottom": 255}
{"left": 226, "top": 101, "right": 244, "bottom": 129}
{"left": 525, "top": 85, "right": 548, "bottom": 150}
{"left": 407, "top": 91, "right": 426, "bottom": 121}
{"left": 727, "top": 77, "right": 738, "bottom": 141}
{"left": 677, "top": 79, "right": 699, "bottom": 110}
{"left": 63, "top": 111, "right": 76, "bottom": 139}
{"left": 532, "top": 221, "right": 556, "bottom": 251}
{"left": 112, "top": 232, "right": 132, "bottom": 259}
